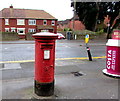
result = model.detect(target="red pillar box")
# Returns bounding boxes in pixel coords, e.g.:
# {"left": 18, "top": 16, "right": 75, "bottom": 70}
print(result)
{"left": 102, "top": 30, "right": 120, "bottom": 78}
{"left": 32, "top": 32, "right": 58, "bottom": 96}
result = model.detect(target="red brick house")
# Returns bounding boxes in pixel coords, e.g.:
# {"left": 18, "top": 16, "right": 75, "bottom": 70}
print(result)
{"left": 57, "top": 19, "right": 70, "bottom": 31}
{"left": 57, "top": 15, "right": 85, "bottom": 31}
{"left": 0, "top": 6, "right": 57, "bottom": 38}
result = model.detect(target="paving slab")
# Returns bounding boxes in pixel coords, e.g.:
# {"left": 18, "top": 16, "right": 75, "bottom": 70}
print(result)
{"left": 2, "top": 58, "right": 119, "bottom": 100}
{"left": 3, "top": 63, "right": 21, "bottom": 70}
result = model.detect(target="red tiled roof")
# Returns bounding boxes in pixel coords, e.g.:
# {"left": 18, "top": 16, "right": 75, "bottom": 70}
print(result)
{"left": 58, "top": 19, "right": 70, "bottom": 25}
{"left": 0, "top": 8, "right": 57, "bottom": 19}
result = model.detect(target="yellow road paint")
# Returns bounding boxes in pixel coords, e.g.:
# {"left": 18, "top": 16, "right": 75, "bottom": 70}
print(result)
{"left": 56, "top": 56, "right": 106, "bottom": 60}
{"left": 0, "top": 56, "right": 106, "bottom": 64}
{"left": 0, "top": 60, "right": 34, "bottom": 64}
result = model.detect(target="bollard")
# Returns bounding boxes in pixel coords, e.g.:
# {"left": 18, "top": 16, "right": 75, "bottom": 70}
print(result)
{"left": 32, "top": 32, "right": 58, "bottom": 96}
{"left": 86, "top": 46, "right": 92, "bottom": 61}
{"left": 85, "top": 34, "right": 92, "bottom": 61}
{"left": 102, "top": 30, "right": 120, "bottom": 78}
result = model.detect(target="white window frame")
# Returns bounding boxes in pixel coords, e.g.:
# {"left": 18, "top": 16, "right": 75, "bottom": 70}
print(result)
{"left": 11, "top": 27, "right": 16, "bottom": 32}
{"left": 28, "top": 19, "right": 36, "bottom": 25}
{"left": 41, "top": 30, "right": 49, "bottom": 32}
{"left": 51, "top": 20, "right": 55, "bottom": 26}
{"left": 5, "top": 28, "right": 9, "bottom": 32}
{"left": 17, "top": 28, "right": 25, "bottom": 35}
{"left": 17, "top": 19, "right": 25, "bottom": 25}
{"left": 5, "top": 19, "right": 9, "bottom": 25}
{"left": 28, "top": 28, "right": 36, "bottom": 32}
{"left": 43, "top": 20, "right": 47, "bottom": 25}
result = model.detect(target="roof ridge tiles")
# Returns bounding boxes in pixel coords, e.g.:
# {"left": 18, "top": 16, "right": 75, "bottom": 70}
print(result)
{"left": 0, "top": 7, "right": 57, "bottom": 19}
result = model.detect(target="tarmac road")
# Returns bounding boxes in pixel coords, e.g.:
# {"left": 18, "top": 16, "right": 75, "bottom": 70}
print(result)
{"left": 1, "top": 39, "right": 106, "bottom": 80}
{"left": 1, "top": 39, "right": 106, "bottom": 62}
{"left": 1, "top": 39, "right": 119, "bottom": 100}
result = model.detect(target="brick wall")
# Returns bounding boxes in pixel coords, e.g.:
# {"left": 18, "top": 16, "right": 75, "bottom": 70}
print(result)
{"left": 2, "top": 18, "right": 57, "bottom": 33}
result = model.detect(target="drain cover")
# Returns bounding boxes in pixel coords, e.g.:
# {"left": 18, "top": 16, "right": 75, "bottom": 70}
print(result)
{"left": 72, "top": 72, "right": 83, "bottom": 77}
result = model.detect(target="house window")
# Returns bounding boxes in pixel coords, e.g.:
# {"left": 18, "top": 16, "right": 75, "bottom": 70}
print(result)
{"left": 41, "top": 30, "right": 49, "bottom": 32}
{"left": 11, "top": 27, "right": 16, "bottom": 32}
{"left": 43, "top": 20, "right": 47, "bottom": 25}
{"left": 17, "top": 28, "right": 25, "bottom": 35}
{"left": 5, "top": 19, "right": 9, "bottom": 25}
{"left": 28, "top": 28, "right": 36, "bottom": 32}
{"left": 51, "top": 20, "right": 55, "bottom": 26}
{"left": 5, "top": 28, "right": 9, "bottom": 32}
{"left": 17, "top": 19, "right": 25, "bottom": 25}
{"left": 29, "top": 20, "right": 36, "bottom": 25}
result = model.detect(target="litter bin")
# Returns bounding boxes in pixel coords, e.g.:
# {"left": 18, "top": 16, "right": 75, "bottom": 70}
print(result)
{"left": 102, "top": 30, "right": 120, "bottom": 78}
{"left": 67, "top": 31, "right": 72, "bottom": 40}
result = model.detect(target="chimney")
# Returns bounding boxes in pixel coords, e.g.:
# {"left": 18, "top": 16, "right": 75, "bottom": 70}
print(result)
{"left": 10, "top": 5, "right": 13, "bottom": 17}
{"left": 10, "top": 5, "right": 13, "bottom": 8}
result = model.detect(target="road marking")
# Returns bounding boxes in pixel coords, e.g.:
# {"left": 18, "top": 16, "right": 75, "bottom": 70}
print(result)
{"left": 0, "top": 56, "right": 106, "bottom": 64}
{"left": 0, "top": 63, "right": 21, "bottom": 70}
{"left": 56, "top": 56, "right": 106, "bottom": 60}
{"left": 0, "top": 60, "right": 34, "bottom": 64}
{"left": 4, "top": 48, "right": 8, "bottom": 50}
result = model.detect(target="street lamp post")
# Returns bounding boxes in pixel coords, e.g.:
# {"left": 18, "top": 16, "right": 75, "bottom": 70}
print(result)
{"left": 72, "top": 0, "right": 76, "bottom": 40}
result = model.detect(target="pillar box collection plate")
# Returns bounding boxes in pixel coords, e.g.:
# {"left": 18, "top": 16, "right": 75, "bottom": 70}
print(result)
{"left": 32, "top": 32, "right": 58, "bottom": 96}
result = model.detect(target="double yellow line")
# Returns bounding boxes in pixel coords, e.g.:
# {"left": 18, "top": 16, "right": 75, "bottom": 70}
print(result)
{"left": 0, "top": 56, "right": 106, "bottom": 64}
{"left": 56, "top": 56, "right": 106, "bottom": 60}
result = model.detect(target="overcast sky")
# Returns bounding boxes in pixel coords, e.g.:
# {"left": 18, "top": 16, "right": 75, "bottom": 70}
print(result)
{"left": 0, "top": 0, "right": 74, "bottom": 21}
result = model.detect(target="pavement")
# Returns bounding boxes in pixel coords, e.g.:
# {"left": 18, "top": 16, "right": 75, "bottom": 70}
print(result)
{"left": 1, "top": 39, "right": 120, "bottom": 100}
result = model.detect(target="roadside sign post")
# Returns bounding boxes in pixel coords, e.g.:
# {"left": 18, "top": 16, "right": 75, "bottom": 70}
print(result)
{"left": 85, "top": 34, "right": 92, "bottom": 61}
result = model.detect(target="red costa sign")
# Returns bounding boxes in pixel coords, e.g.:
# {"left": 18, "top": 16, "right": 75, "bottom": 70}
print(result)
{"left": 112, "top": 30, "right": 120, "bottom": 40}
{"left": 107, "top": 50, "right": 116, "bottom": 70}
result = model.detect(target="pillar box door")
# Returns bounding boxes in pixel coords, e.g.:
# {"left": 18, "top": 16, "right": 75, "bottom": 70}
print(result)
{"left": 35, "top": 42, "right": 55, "bottom": 83}
{"left": 32, "top": 32, "right": 58, "bottom": 96}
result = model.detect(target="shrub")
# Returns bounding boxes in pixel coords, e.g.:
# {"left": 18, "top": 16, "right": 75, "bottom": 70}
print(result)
{"left": 0, "top": 32, "right": 19, "bottom": 41}
{"left": 26, "top": 32, "right": 35, "bottom": 40}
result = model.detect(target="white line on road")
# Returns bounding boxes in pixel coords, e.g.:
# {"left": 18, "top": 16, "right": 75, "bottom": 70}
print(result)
{"left": 4, "top": 48, "right": 8, "bottom": 50}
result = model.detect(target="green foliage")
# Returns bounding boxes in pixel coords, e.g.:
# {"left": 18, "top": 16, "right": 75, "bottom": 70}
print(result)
{"left": 96, "top": 21, "right": 107, "bottom": 31}
{"left": 59, "top": 30, "right": 106, "bottom": 40}
{"left": 73, "top": 30, "right": 105, "bottom": 40}
{"left": 74, "top": 30, "right": 96, "bottom": 35}
{"left": 26, "top": 32, "right": 35, "bottom": 40}
{"left": 64, "top": 28, "right": 72, "bottom": 31}
{"left": 0, "top": 32, "right": 19, "bottom": 41}
{"left": 71, "top": 2, "right": 120, "bottom": 32}
{"left": 96, "top": 29, "right": 104, "bottom": 35}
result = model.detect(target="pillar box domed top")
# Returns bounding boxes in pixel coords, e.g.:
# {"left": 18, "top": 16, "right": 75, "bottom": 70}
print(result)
{"left": 32, "top": 32, "right": 58, "bottom": 39}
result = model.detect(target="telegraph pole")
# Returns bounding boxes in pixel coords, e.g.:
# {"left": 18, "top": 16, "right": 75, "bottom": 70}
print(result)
{"left": 72, "top": 0, "right": 76, "bottom": 40}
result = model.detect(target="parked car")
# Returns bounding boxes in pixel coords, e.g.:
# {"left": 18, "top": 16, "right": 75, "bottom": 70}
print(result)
{"left": 56, "top": 33, "right": 65, "bottom": 39}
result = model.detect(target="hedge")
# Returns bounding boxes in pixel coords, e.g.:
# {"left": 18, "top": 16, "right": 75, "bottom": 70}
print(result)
{"left": 0, "top": 32, "right": 19, "bottom": 41}
{"left": 25, "top": 32, "right": 35, "bottom": 40}
{"left": 59, "top": 29, "right": 106, "bottom": 40}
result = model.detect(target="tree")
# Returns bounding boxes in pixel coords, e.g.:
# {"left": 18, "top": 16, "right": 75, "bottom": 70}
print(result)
{"left": 71, "top": 1, "right": 120, "bottom": 39}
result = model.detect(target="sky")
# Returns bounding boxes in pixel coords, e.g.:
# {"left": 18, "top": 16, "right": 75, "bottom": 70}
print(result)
{"left": 0, "top": 0, "right": 74, "bottom": 21}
